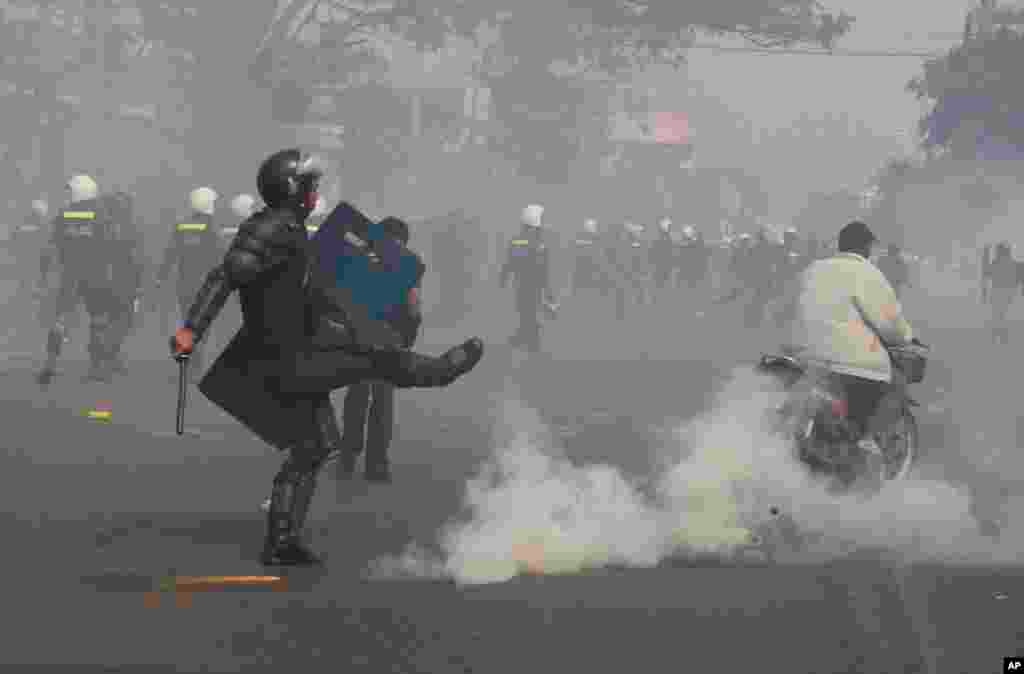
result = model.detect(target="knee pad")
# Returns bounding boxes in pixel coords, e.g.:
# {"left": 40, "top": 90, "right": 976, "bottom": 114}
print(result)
{"left": 275, "top": 443, "right": 333, "bottom": 484}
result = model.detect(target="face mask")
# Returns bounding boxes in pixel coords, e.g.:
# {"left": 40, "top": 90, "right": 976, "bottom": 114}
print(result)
{"left": 303, "top": 191, "right": 319, "bottom": 211}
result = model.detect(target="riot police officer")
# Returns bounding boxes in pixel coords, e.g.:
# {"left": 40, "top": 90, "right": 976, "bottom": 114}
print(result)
{"left": 94, "top": 191, "right": 145, "bottom": 377}
{"left": 500, "top": 204, "right": 557, "bottom": 352}
{"left": 156, "top": 187, "right": 222, "bottom": 379}
{"left": 168, "top": 148, "right": 484, "bottom": 565}
{"left": 650, "top": 217, "right": 679, "bottom": 297}
{"left": 221, "top": 193, "right": 257, "bottom": 242}
{"left": 876, "top": 243, "right": 911, "bottom": 300}
{"left": 568, "top": 218, "right": 613, "bottom": 316}
{"left": 37, "top": 174, "right": 124, "bottom": 384}
{"left": 12, "top": 199, "right": 50, "bottom": 296}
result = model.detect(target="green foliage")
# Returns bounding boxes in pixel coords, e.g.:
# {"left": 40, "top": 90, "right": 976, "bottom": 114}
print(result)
{"left": 909, "top": 21, "right": 1024, "bottom": 150}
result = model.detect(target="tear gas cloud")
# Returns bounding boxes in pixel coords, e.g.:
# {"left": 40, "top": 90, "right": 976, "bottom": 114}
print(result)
{"left": 370, "top": 367, "right": 1020, "bottom": 585}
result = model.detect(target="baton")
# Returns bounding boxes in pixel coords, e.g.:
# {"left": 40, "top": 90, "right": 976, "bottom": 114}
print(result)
{"left": 175, "top": 354, "right": 189, "bottom": 436}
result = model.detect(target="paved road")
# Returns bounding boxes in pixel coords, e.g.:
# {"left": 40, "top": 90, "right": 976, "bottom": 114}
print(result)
{"left": 0, "top": 285, "right": 1021, "bottom": 673}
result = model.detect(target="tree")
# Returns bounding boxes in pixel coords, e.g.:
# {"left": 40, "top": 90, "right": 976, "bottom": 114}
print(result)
{"left": 5, "top": 1, "right": 855, "bottom": 193}
{"left": 908, "top": 12, "right": 1024, "bottom": 159}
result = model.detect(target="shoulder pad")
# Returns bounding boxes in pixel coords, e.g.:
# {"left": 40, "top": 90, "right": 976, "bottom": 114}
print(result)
{"left": 239, "top": 209, "right": 296, "bottom": 240}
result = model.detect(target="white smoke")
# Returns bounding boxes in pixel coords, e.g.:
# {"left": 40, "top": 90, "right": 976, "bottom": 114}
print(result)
{"left": 369, "top": 366, "right": 1014, "bottom": 585}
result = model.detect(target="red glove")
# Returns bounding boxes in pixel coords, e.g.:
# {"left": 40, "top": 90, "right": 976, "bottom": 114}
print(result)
{"left": 169, "top": 326, "right": 195, "bottom": 359}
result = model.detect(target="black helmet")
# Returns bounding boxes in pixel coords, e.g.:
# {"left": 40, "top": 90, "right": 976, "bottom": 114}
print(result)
{"left": 837, "top": 220, "right": 876, "bottom": 252}
{"left": 256, "top": 148, "right": 324, "bottom": 213}
{"left": 379, "top": 217, "right": 410, "bottom": 245}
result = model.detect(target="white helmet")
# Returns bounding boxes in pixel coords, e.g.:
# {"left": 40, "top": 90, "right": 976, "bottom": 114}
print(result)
{"left": 583, "top": 218, "right": 598, "bottom": 235}
{"left": 681, "top": 225, "right": 696, "bottom": 239}
{"left": 784, "top": 226, "right": 798, "bottom": 235}
{"left": 67, "top": 174, "right": 98, "bottom": 202}
{"left": 658, "top": 217, "right": 672, "bottom": 233}
{"left": 189, "top": 187, "right": 218, "bottom": 216}
{"left": 31, "top": 199, "right": 48, "bottom": 217}
{"left": 522, "top": 204, "right": 544, "bottom": 228}
{"left": 230, "top": 194, "right": 256, "bottom": 219}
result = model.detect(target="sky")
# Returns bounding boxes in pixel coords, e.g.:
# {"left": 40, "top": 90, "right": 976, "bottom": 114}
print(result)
{"left": 660, "top": 0, "right": 972, "bottom": 217}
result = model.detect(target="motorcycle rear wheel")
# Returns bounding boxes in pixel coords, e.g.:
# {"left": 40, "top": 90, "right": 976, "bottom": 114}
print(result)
{"left": 878, "top": 409, "right": 918, "bottom": 482}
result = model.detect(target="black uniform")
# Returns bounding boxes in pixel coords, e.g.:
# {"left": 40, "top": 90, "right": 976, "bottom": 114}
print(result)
{"left": 157, "top": 212, "right": 222, "bottom": 374}
{"left": 603, "top": 227, "right": 646, "bottom": 321}
{"left": 176, "top": 150, "right": 481, "bottom": 567}
{"left": 500, "top": 226, "right": 554, "bottom": 352}
{"left": 38, "top": 196, "right": 136, "bottom": 383}
{"left": 570, "top": 228, "right": 613, "bottom": 307}
{"left": 340, "top": 217, "right": 426, "bottom": 481}
{"left": 99, "top": 193, "right": 145, "bottom": 375}
{"left": 9, "top": 207, "right": 49, "bottom": 294}
{"left": 649, "top": 229, "right": 679, "bottom": 291}
{"left": 678, "top": 235, "right": 710, "bottom": 290}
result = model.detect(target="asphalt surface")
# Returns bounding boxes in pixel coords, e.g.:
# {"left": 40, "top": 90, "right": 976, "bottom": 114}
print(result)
{"left": 0, "top": 280, "right": 1022, "bottom": 674}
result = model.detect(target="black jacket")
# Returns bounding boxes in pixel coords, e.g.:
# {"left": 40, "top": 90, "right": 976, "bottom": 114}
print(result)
{"left": 184, "top": 207, "right": 313, "bottom": 354}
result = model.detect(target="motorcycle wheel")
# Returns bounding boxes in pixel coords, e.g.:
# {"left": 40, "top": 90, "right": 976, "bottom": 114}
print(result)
{"left": 878, "top": 408, "right": 918, "bottom": 482}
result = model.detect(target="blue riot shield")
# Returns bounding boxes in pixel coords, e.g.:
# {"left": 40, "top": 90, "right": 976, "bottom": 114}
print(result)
{"left": 308, "top": 202, "right": 420, "bottom": 349}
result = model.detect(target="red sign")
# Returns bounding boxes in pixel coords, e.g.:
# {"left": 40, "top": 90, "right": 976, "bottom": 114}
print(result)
{"left": 654, "top": 112, "right": 691, "bottom": 145}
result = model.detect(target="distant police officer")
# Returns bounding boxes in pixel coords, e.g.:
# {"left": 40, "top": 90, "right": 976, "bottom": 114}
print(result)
{"left": 10, "top": 199, "right": 50, "bottom": 297}
{"left": 876, "top": 243, "right": 911, "bottom": 300}
{"left": 500, "top": 204, "right": 557, "bottom": 352}
{"left": 338, "top": 216, "right": 426, "bottom": 483}
{"left": 221, "top": 193, "right": 257, "bottom": 243}
{"left": 36, "top": 174, "right": 119, "bottom": 384}
{"left": 568, "top": 218, "right": 613, "bottom": 317}
{"left": 650, "top": 217, "right": 679, "bottom": 297}
{"left": 155, "top": 187, "right": 222, "bottom": 378}
{"left": 677, "top": 225, "right": 710, "bottom": 293}
{"left": 94, "top": 191, "right": 145, "bottom": 378}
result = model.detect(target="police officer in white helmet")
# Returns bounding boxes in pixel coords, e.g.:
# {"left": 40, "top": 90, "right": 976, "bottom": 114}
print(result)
{"left": 155, "top": 187, "right": 222, "bottom": 378}
{"left": 499, "top": 204, "right": 558, "bottom": 352}
{"left": 36, "top": 175, "right": 103, "bottom": 385}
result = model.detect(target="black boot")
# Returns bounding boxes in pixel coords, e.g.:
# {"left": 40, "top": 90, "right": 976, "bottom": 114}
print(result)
{"left": 260, "top": 462, "right": 322, "bottom": 566}
{"left": 379, "top": 338, "right": 484, "bottom": 389}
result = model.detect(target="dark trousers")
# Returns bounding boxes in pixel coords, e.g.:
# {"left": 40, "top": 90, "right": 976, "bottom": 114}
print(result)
{"left": 834, "top": 373, "right": 887, "bottom": 437}
{"left": 54, "top": 278, "right": 132, "bottom": 366}
{"left": 340, "top": 381, "right": 395, "bottom": 468}
{"left": 512, "top": 294, "right": 542, "bottom": 352}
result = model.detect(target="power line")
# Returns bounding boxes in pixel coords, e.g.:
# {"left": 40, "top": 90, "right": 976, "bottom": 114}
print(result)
{"left": 688, "top": 42, "right": 947, "bottom": 58}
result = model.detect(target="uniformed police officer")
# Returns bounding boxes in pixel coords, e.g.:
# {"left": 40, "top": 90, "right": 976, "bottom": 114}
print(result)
{"left": 876, "top": 243, "right": 911, "bottom": 300}
{"left": 92, "top": 191, "right": 145, "bottom": 378}
{"left": 500, "top": 204, "right": 557, "bottom": 353}
{"left": 221, "top": 193, "right": 257, "bottom": 242}
{"left": 12, "top": 199, "right": 50, "bottom": 297}
{"left": 37, "top": 174, "right": 121, "bottom": 384}
{"left": 650, "top": 217, "right": 679, "bottom": 298}
{"left": 568, "top": 218, "right": 613, "bottom": 318}
{"left": 155, "top": 187, "right": 222, "bottom": 378}
{"left": 338, "top": 216, "right": 426, "bottom": 483}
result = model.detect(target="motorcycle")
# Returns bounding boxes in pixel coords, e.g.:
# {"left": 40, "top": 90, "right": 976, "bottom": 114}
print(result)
{"left": 757, "top": 339, "right": 929, "bottom": 492}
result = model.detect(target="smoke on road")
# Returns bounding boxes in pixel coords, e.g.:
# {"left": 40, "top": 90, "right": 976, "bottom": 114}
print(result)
{"left": 370, "top": 366, "right": 1016, "bottom": 585}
